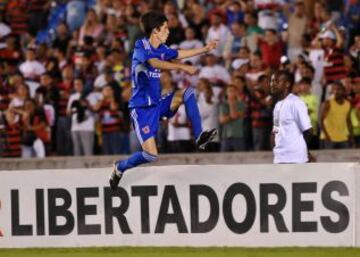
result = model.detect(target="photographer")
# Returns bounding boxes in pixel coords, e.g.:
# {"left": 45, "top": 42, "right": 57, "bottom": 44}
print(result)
{"left": 67, "top": 77, "right": 97, "bottom": 156}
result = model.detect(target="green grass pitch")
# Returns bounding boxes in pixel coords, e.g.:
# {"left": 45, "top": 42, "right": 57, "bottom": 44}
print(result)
{"left": 0, "top": 247, "right": 360, "bottom": 257}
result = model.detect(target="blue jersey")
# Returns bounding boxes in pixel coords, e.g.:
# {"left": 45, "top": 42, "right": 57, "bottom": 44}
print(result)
{"left": 129, "top": 38, "right": 178, "bottom": 108}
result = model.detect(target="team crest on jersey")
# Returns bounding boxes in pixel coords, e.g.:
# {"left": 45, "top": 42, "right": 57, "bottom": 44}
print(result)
{"left": 160, "top": 53, "right": 165, "bottom": 60}
{"left": 142, "top": 126, "right": 150, "bottom": 134}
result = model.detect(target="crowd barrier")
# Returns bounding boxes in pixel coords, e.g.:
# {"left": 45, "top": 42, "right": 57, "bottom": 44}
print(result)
{"left": 0, "top": 163, "right": 360, "bottom": 248}
{"left": 0, "top": 149, "right": 359, "bottom": 171}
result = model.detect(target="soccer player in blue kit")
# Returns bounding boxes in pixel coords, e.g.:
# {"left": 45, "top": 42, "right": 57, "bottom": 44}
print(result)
{"left": 109, "top": 11, "right": 218, "bottom": 189}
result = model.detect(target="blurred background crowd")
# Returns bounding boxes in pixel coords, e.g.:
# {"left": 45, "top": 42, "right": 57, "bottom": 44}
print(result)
{"left": 0, "top": 0, "right": 359, "bottom": 158}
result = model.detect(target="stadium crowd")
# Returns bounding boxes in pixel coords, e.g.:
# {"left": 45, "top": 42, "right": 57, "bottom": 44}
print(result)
{"left": 0, "top": 0, "right": 359, "bottom": 158}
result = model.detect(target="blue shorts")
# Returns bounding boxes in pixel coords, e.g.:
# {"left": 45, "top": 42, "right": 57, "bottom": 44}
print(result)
{"left": 130, "top": 92, "right": 176, "bottom": 145}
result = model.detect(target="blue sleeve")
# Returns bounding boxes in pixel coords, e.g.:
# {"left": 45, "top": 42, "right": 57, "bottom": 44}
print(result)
{"left": 133, "top": 40, "right": 156, "bottom": 64}
{"left": 159, "top": 44, "right": 178, "bottom": 61}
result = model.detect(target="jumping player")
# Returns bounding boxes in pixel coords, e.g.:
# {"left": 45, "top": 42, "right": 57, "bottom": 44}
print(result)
{"left": 109, "top": 11, "right": 218, "bottom": 189}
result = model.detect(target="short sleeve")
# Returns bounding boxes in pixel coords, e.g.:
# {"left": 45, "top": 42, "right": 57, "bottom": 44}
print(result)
{"left": 133, "top": 40, "right": 156, "bottom": 63}
{"left": 158, "top": 44, "right": 178, "bottom": 61}
{"left": 294, "top": 100, "right": 312, "bottom": 132}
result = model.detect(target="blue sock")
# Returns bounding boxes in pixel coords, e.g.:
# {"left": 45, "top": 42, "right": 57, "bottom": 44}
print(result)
{"left": 183, "top": 87, "right": 203, "bottom": 139}
{"left": 117, "top": 151, "right": 157, "bottom": 173}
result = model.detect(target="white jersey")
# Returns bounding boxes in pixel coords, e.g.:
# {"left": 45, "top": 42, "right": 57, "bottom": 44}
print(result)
{"left": 167, "top": 105, "right": 191, "bottom": 141}
{"left": 273, "top": 93, "right": 312, "bottom": 164}
{"left": 67, "top": 92, "right": 98, "bottom": 132}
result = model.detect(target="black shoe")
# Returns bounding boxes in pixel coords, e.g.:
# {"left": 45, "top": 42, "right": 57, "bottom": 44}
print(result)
{"left": 109, "top": 162, "right": 123, "bottom": 190}
{"left": 196, "top": 128, "right": 217, "bottom": 150}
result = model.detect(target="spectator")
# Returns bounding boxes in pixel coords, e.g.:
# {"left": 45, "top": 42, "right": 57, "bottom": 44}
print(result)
{"left": 124, "top": 4, "right": 142, "bottom": 51}
{"left": 199, "top": 53, "right": 231, "bottom": 99}
{"left": 0, "top": 14, "right": 11, "bottom": 46}
{"left": 206, "top": 11, "right": 231, "bottom": 57}
{"left": 185, "top": 3, "right": 208, "bottom": 41}
{"left": 225, "top": 0, "right": 244, "bottom": 26}
{"left": 53, "top": 47, "right": 69, "bottom": 72}
{"left": 351, "top": 75, "right": 360, "bottom": 147}
{"left": 166, "top": 13, "right": 185, "bottom": 47}
{"left": 110, "top": 49, "right": 131, "bottom": 87}
{"left": 19, "top": 47, "right": 45, "bottom": 81}
{"left": 56, "top": 67, "right": 73, "bottom": 156}
{"left": 349, "top": 35, "right": 360, "bottom": 71}
{"left": 19, "top": 47, "right": 46, "bottom": 96}
{"left": 258, "top": 29, "right": 284, "bottom": 70}
{"left": 52, "top": 23, "right": 72, "bottom": 54}
{"left": 67, "top": 77, "right": 97, "bottom": 156}
{"left": 244, "top": 11, "right": 263, "bottom": 53}
{"left": 8, "top": 83, "right": 30, "bottom": 112}
{"left": 317, "top": 26, "right": 347, "bottom": 101}
{"left": 163, "top": 1, "right": 188, "bottom": 29}
{"left": 0, "top": 78, "right": 10, "bottom": 113}
{"left": 179, "top": 27, "right": 204, "bottom": 65}
{"left": 27, "top": 0, "right": 51, "bottom": 36}
{"left": 287, "top": 1, "right": 309, "bottom": 61}
{"left": 93, "top": 84, "right": 126, "bottom": 155}
{"left": 5, "top": 0, "right": 28, "bottom": 36}
{"left": 219, "top": 83, "right": 246, "bottom": 152}
{"left": 35, "top": 72, "right": 60, "bottom": 109}
{"left": 74, "top": 51, "right": 98, "bottom": 94}
{"left": 223, "top": 21, "right": 247, "bottom": 69}
{"left": 245, "top": 51, "right": 268, "bottom": 84}
{"left": 320, "top": 82, "right": 352, "bottom": 149}
{"left": 0, "top": 110, "right": 22, "bottom": 158}
{"left": 0, "top": 36, "right": 22, "bottom": 63}
{"left": 250, "top": 75, "right": 273, "bottom": 151}
{"left": 18, "top": 99, "right": 50, "bottom": 158}
{"left": 167, "top": 105, "right": 193, "bottom": 153}
{"left": 297, "top": 77, "right": 319, "bottom": 148}
{"left": 78, "top": 9, "right": 104, "bottom": 45}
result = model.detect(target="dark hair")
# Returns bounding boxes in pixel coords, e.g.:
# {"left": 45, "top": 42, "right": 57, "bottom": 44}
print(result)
{"left": 239, "top": 46, "right": 250, "bottom": 53}
{"left": 244, "top": 11, "right": 257, "bottom": 20}
{"left": 252, "top": 50, "right": 262, "bottom": 58}
{"left": 299, "top": 77, "right": 312, "bottom": 85}
{"left": 276, "top": 70, "right": 295, "bottom": 88}
{"left": 41, "top": 71, "right": 53, "bottom": 78}
{"left": 234, "top": 75, "right": 246, "bottom": 83}
{"left": 140, "top": 11, "right": 168, "bottom": 38}
{"left": 302, "top": 33, "right": 312, "bottom": 43}
{"left": 74, "top": 76, "right": 85, "bottom": 84}
{"left": 332, "top": 80, "right": 345, "bottom": 91}
{"left": 258, "top": 74, "right": 268, "bottom": 83}
{"left": 265, "top": 29, "right": 277, "bottom": 35}
{"left": 304, "top": 64, "right": 315, "bottom": 74}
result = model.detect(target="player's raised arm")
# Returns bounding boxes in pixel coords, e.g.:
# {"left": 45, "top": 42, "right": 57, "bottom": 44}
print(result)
{"left": 176, "top": 41, "right": 218, "bottom": 59}
{"left": 148, "top": 58, "right": 198, "bottom": 75}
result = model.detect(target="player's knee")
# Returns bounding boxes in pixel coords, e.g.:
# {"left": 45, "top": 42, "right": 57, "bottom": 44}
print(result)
{"left": 142, "top": 151, "right": 158, "bottom": 163}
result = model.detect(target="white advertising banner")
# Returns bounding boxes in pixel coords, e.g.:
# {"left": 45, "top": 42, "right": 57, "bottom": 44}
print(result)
{"left": 0, "top": 163, "right": 358, "bottom": 248}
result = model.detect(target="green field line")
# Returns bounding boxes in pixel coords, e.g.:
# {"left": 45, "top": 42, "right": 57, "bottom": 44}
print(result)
{"left": 0, "top": 247, "right": 360, "bottom": 257}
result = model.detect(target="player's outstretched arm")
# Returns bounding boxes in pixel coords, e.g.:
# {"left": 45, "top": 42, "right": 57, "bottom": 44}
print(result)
{"left": 148, "top": 58, "right": 198, "bottom": 75}
{"left": 176, "top": 41, "right": 218, "bottom": 60}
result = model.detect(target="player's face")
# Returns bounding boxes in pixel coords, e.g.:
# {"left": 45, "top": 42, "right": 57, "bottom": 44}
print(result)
{"left": 270, "top": 74, "right": 287, "bottom": 96}
{"left": 155, "top": 22, "right": 170, "bottom": 44}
